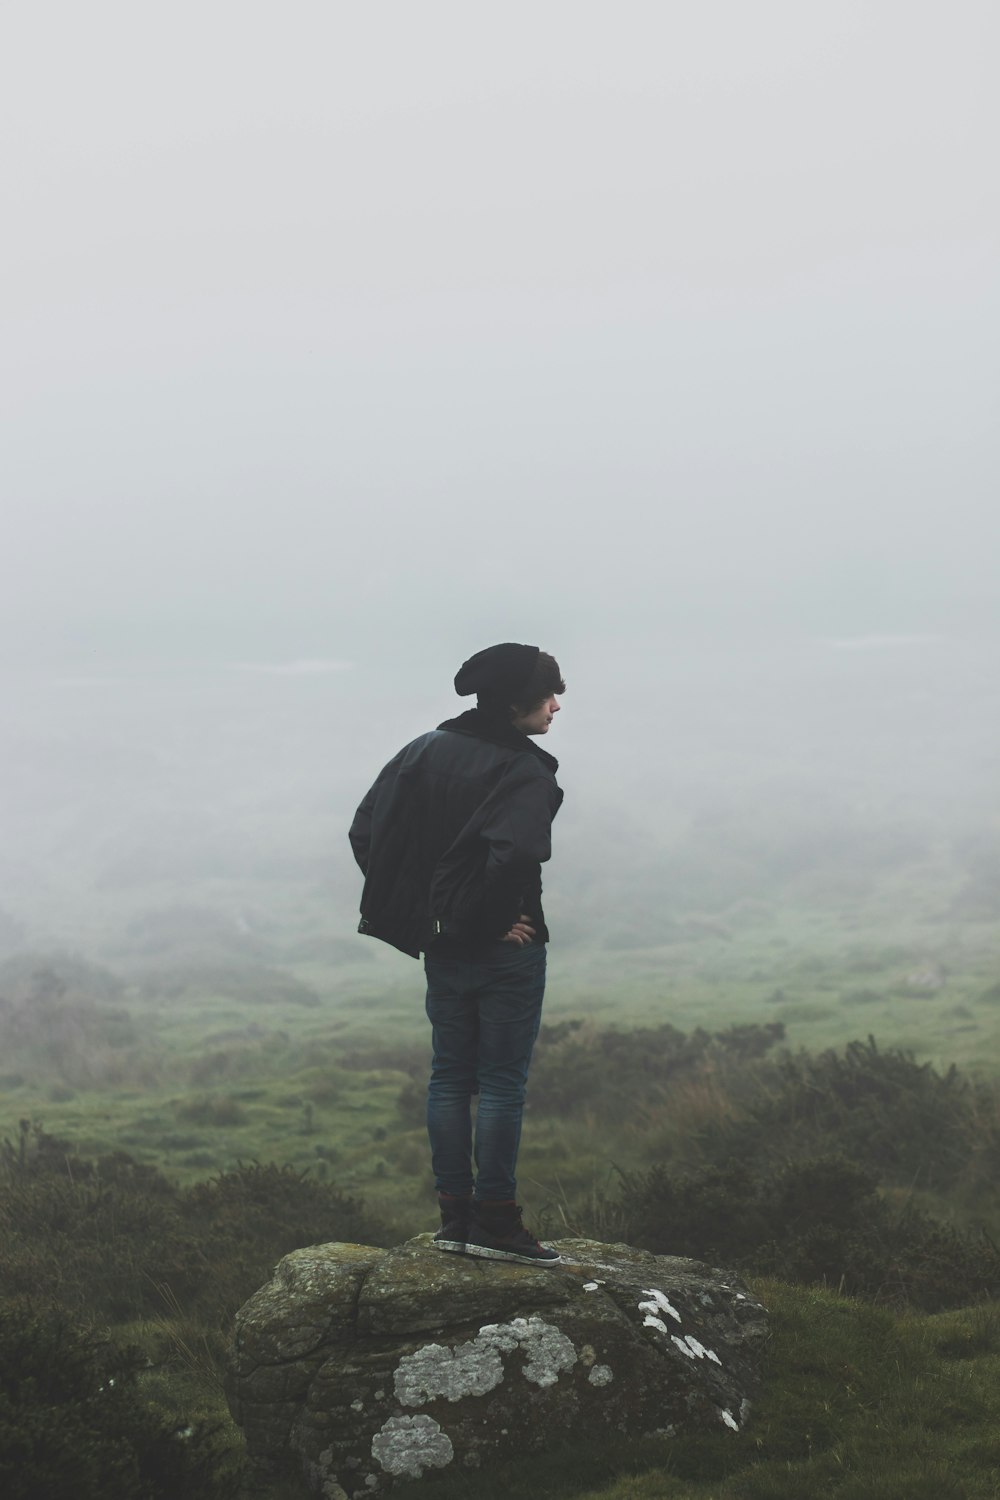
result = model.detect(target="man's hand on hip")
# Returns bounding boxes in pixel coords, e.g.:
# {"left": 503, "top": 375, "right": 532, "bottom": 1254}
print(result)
{"left": 502, "top": 914, "right": 536, "bottom": 946}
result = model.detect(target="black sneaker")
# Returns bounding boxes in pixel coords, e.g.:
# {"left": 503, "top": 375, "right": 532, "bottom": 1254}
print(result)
{"left": 433, "top": 1193, "right": 473, "bottom": 1253}
{"left": 462, "top": 1201, "right": 561, "bottom": 1265}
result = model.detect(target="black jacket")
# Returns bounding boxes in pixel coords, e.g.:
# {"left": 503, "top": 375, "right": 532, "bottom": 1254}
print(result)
{"left": 349, "top": 708, "right": 563, "bottom": 959}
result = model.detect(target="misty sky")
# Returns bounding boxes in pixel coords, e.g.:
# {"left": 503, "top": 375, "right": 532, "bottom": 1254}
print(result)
{"left": 3, "top": 1, "right": 998, "bottom": 675}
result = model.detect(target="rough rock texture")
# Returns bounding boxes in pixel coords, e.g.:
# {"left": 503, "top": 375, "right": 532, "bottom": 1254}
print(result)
{"left": 226, "top": 1236, "right": 768, "bottom": 1497}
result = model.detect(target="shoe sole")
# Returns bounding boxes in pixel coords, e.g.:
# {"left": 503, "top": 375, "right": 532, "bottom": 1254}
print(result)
{"left": 433, "top": 1238, "right": 467, "bottom": 1253}
{"left": 456, "top": 1242, "right": 561, "bottom": 1265}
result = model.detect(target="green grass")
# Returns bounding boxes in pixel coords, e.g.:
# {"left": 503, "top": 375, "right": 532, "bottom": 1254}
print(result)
{"left": 3, "top": 867, "right": 1000, "bottom": 1495}
{"left": 4, "top": 894, "right": 1000, "bottom": 1231}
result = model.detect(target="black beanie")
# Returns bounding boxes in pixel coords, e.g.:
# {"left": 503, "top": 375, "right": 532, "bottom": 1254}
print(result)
{"left": 454, "top": 642, "right": 540, "bottom": 701}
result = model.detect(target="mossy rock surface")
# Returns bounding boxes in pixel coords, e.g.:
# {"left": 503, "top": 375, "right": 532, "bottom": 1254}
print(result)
{"left": 226, "top": 1235, "right": 768, "bottom": 1496}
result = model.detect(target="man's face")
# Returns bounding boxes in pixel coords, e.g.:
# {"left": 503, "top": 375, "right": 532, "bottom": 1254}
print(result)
{"left": 510, "top": 694, "right": 561, "bottom": 736}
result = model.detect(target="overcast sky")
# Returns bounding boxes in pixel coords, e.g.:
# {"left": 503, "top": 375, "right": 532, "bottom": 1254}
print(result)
{"left": 3, "top": 0, "right": 997, "bottom": 675}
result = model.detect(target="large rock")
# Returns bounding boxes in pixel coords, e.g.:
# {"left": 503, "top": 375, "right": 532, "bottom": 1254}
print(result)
{"left": 226, "top": 1236, "right": 768, "bottom": 1497}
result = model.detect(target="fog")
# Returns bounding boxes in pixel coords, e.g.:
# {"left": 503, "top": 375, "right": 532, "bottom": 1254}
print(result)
{"left": 2, "top": 2, "right": 998, "bottom": 959}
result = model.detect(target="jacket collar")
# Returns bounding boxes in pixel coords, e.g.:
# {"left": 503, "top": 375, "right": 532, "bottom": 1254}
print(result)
{"left": 437, "top": 707, "right": 559, "bottom": 773}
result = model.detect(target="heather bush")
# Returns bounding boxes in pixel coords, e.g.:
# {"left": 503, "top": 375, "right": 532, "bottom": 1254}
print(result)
{"left": 550, "top": 1029, "right": 1000, "bottom": 1202}
{"left": 504, "top": 1018, "right": 785, "bottom": 1122}
{"left": 619, "top": 1153, "right": 1000, "bottom": 1310}
{"left": 730, "top": 1037, "right": 980, "bottom": 1189}
{"left": 0, "top": 1126, "right": 390, "bottom": 1328}
{"left": 0, "top": 1300, "right": 236, "bottom": 1500}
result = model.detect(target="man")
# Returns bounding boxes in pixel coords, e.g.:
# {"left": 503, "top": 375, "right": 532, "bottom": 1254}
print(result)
{"left": 349, "top": 642, "right": 565, "bottom": 1264}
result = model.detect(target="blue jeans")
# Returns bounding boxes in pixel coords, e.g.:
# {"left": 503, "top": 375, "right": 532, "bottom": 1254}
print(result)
{"left": 424, "top": 941, "right": 546, "bottom": 1202}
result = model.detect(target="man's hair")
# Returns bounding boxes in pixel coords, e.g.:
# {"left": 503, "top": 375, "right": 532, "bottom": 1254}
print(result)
{"left": 508, "top": 651, "right": 566, "bottom": 714}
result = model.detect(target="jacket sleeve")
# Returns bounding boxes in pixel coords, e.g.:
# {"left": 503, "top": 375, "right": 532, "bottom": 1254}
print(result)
{"left": 479, "top": 772, "right": 560, "bottom": 937}
{"left": 349, "top": 746, "right": 410, "bottom": 877}
{"left": 349, "top": 780, "right": 378, "bottom": 875}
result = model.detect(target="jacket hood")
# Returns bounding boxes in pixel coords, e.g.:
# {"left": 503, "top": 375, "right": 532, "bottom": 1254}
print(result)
{"left": 436, "top": 707, "right": 559, "bottom": 774}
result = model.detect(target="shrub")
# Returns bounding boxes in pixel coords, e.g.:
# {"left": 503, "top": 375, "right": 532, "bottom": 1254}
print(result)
{"left": 0, "top": 1300, "right": 237, "bottom": 1499}
{"left": 619, "top": 1153, "right": 1000, "bottom": 1311}
{"left": 0, "top": 1127, "right": 391, "bottom": 1330}
{"left": 525, "top": 1020, "right": 786, "bottom": 1122}
{"left": 731, "top": 1038, "right": 981, "bottom": 1190}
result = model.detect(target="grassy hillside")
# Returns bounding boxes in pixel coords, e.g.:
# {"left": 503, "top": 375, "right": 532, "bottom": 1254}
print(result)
{"left": 2, "top": 858, "right": 1000, "bottom": 1496}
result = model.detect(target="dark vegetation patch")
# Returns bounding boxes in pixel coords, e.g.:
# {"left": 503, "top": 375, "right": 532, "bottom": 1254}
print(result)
{"left": 0, "top": 1122, "right": 391, "bottom": 1328}
{"left": 528, "top": 1017, "right": 787, "bottom": 1122}
{"left": 703, "top": 1037, "right": 983, "bottom": 1189}
{"left": 391, "top": 1019, "right": 788, "bottom": 1129}
{"left": 175, "top": 1097, "right": 249, "bottom": 1128}
{"left": 0, "top": 1301, "right": 236, "bottom": 1500}
{"left": 523, "top": 1026, "right": 1000, "bottom": 1312}
{"left": 525, "top": 1022, "right": 1000, "bottom": 1197}
{"left": 617, "top": 1154, "right": 1000, "bottom": 1311}
{"left": 188, "top": 1035, "right": 292, "bottom": 1086}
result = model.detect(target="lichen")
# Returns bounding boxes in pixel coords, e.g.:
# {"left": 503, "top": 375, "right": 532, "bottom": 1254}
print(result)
{"left": 395, "top": 1342, "right": 504, "bottom": 1405}
{"left": 639, "top": 1288, "right": 682, "bottom": 1323}
{"left": 670, "top": 1333, "right": 722, "bottom": 1365}
{"left": 394, "top": 1315, "right": 577, "bottom": 1407}
{"left": 685, "top": 1336, "right": 722, "bottom": 1365}
{"left": 478, "top": 1316, "right": 577, "bottom": 1388}
{"left": 588, "top": 1365, "right": 614, "bottom": 1387}
{"left": 507, "top": 1317, "right": 577, "bottom": 1387}
{"left": 371, "top": 1415, "right": 454, "bottom": 1477}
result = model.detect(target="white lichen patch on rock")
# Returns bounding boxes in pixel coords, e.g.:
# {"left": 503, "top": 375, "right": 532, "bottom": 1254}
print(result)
{"left": 639, "top": 1289, "right": 682, "bottom": 1323}
{"left": 394, "top": 1316, "right": 577, "bottom": 1407}
{"left": 395, "top": 1342, "right": 504, "bottom": 1405}
{"left": 478, "top": 1316, "right": 578, "bottom": 1389}
{"left": 588, "top": 1365, "right": 614, "bottom": 1387}
{"left": 643, "top": 1315, "right": 670, "bottom": 1334}
{"left": 671, "top": 1334, "right": 722, "bottom": 1365}
{"left": 371, "top": 1414, "right": 454, "bottom": 1477}
{"left": 583, "top": 1282, "right": 603, "bottom": 1292}
{"left": 719, "top": 1407, "right": 740, "bottom": 1431}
